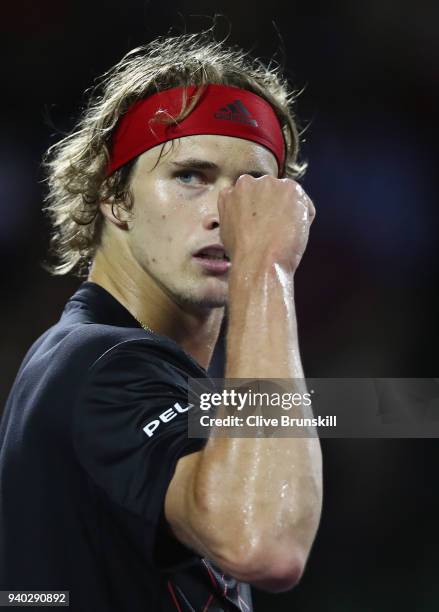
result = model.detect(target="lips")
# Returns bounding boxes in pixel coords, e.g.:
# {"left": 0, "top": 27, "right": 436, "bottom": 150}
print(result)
{"left": 193, "top": 244, "right": 229, "bottom": 261}
{"left": 193, "top": 243, "right": 231, "bottom": 274}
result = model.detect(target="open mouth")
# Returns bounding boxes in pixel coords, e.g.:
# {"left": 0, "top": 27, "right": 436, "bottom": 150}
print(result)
{"left": 193, "top": 245, "right": 231, "bottom": 273}
{"left": 194, "top": 246, "right": 230, "bottom": 261}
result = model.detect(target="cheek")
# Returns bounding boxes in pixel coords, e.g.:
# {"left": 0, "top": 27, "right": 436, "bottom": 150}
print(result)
{"left": 131, "top": 180, "right": 203, "bottom": 249}
{"left": 131, "top": 185, "right": 173, "bottom": 237}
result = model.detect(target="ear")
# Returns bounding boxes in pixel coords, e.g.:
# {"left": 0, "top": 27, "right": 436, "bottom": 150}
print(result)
{"left": 99, "top": 201, "right": 129, "bottom": 229}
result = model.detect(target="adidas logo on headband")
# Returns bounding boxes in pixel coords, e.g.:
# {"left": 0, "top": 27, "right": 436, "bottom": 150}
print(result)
{"left": 214, "top": 99, "right": 258, "bottom": 127}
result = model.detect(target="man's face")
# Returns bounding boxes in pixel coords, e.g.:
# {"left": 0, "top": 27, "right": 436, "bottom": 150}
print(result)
{"left": 126, "top": 134, "right": 278, "bottom": 309}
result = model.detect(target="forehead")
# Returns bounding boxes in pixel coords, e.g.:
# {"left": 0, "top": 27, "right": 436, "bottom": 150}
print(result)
{"left": 138, "top": 134, "right": 279, "bottom": 175}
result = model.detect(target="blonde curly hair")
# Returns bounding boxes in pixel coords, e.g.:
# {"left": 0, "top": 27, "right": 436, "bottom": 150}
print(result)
{"left": 43, "top": 31, "right": 307, "bottom": 277}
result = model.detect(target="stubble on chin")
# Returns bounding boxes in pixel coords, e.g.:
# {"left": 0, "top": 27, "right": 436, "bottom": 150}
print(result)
{"left": 176, "top": 277, "right": 229, "bottom": 311}
{"left": 177, "top": 290, "right": 228, "bottom": 311}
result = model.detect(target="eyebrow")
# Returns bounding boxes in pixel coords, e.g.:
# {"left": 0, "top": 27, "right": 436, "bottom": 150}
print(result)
{"left": 170, "top": 158, "right": 274, "bottom": 177}
{"left": 171, "top": 159, "right": 218, "bottom": 171}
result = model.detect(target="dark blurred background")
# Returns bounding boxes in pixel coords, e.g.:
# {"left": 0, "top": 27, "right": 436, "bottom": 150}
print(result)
{"left": 1, "top": 1, "right": 438, "bottom": 610}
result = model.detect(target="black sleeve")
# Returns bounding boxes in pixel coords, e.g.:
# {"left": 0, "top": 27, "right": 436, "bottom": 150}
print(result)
{"left": 72, "top": 338, "right": 206, "bottom": 570}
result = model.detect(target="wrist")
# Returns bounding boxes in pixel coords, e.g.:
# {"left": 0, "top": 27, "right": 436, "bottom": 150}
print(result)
{"left": 229, "top": 252, "right": 295, "bottom": 289}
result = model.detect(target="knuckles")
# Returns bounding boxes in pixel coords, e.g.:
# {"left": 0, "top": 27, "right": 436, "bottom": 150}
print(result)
{"left": 235, "top": 174, "right": 299, "bottom": 192}
{"left": 234, "top": 173, "right": 256, "bottom": 188}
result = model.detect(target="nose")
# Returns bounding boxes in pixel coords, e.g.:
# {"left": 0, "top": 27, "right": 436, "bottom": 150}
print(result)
{"left": 202, "top": 213, "right": 220, "bottom": 231}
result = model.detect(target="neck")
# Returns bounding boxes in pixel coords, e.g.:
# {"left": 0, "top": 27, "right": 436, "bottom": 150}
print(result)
{"left": 88, "top": 245, "right": 224, "bottom": 371}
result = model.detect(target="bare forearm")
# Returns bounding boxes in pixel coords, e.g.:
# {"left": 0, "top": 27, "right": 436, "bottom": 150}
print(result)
{"left": 192, "top": 260, "right": 322, "bottom": 584}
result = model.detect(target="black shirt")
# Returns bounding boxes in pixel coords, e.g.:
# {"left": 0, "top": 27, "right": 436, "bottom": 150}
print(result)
{"left": 0, "top": 282, "right": 252, "bottom": 611}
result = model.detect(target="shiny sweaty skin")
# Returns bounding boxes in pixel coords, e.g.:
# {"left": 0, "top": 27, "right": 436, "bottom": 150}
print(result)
{"left": 90, "top": 133, "right": 322, "bottom": 592}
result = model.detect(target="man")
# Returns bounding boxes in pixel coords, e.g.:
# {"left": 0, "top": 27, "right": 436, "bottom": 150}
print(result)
{"left": 0, "top": 32, "right": 322, "bottom": 611}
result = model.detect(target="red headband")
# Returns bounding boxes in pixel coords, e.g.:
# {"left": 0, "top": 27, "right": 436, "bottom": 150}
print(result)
{"left": 107, "top": 84, "right": 285, "bottom": 176}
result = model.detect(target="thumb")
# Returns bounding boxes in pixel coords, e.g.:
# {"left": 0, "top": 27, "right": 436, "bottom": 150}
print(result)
{"left": 218, "top": 185, "right": 233, "bottom": 202}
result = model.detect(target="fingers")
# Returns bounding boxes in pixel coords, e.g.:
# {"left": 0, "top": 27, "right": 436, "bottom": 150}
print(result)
{"left": 293, "top": 181, "right": 316, "bottom": 224}
{"left": 304, "top": 198, "right": 316, "bottom": 225}
{"left": 218, "top": 175, "right": 316, "bottom": 224}
{"left": 217, "top": 185, "right": 234, "bottom": 214}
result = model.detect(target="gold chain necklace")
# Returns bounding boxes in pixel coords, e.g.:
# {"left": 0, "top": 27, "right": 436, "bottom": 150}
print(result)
{"left": 133, "top": 315, "right": 155, "bottom": 335}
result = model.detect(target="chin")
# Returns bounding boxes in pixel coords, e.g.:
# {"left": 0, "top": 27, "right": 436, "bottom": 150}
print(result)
{"left": 177, "top": 276, "right": 228, "bottom": 309}
{"left": 178, "top": 286, "right": 228, "bottom": 310}
{"left": 182, "top": 294, "right": 227, "bottom": 310}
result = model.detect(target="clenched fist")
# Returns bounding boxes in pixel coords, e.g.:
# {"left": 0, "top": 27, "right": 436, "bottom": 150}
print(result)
{"left": 218, "top": 174, "right": 315, "bottom": 273}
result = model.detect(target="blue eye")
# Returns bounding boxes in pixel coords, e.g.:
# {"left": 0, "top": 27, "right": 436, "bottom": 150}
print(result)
{"left": 176, "top": 170, "right": 204, "bottom": 185}
{"left": 179, "top": 172, "right": 194, "bottom": 183}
